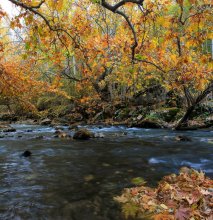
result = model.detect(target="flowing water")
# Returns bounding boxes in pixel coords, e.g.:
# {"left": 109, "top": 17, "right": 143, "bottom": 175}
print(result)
{"left": 0, "top": 124, "right": 212, "bottom": 220}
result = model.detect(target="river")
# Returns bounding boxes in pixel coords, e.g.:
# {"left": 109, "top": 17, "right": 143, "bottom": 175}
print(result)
{"left": 0, "top": 124, "right": 212, "bottom": 220}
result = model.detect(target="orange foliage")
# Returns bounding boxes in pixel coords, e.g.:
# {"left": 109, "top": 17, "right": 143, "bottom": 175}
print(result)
{"left": 0, "top": 0, "right": 211, "bottom": 103}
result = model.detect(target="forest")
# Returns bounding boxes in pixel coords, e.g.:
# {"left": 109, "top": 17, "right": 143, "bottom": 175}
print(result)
{"left": 0, "top": 0, "right": 212, "bottom": 219}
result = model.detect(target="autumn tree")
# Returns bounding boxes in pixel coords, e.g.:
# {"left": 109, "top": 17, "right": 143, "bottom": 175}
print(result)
{"left": 0, "top": 0, "right": 212, "bottom": 127}
{"left": 98, "top": 0, "right": 213, "bottom": 128}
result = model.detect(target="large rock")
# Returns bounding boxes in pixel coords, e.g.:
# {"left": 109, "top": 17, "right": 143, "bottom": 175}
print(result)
{"left": 0, "top": 124, "right": 10, "bottom": 130}
{"left": 133, "top": 119, "right": 162, "bottom": 128}
{"left": 204, "top": 116, "right": 213, "bottom": 128}
{"left": 40, "top": 118, "right": 52, "bottom": 125}
{"left": 3, "top": 127, "right": 16, "bottom": 132}
{"left": 73, "top": 128, "right": 94, "bottom": 140}
{"left": 0, "top": 124, "right": 16, "bottom": 132}
{"left": 175, "top": 135, "right": 192, "bottom": 142}
{"left": 21, "top": 150, "right": 32, "bottom": 157}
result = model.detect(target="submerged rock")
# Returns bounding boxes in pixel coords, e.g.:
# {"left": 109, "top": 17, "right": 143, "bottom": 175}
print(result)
{"left": 73, "top": 128, "right": 94, "bottom": 140}
{"left": 54, "top": 130, "right": 71, "bottom": 139}
{"left": 21, "top": 150, "right": 32, "bottom": 157}
{"left": 34, "top": 135, "right": 44, "bottom": 140}
{"left": 175, "top": 135, "right": 192, "bottom": 142}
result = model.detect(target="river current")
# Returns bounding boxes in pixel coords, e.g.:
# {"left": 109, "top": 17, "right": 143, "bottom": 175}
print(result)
{"left": 0, "top": 124, "right": 212, "bottom": 220}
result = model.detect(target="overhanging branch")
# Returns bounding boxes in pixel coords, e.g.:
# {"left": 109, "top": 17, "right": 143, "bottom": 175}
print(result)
{"left": 100, "top": 0, "right": 145, "bottom": 60}
{"left": 8, "top": 0, "right": 75, "bottom": 41}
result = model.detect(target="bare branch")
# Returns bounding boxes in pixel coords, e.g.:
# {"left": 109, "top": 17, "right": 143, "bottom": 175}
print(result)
{"left": 100, "top": 0, "right": 145, "bottom": 61}
{"left": 135, "top": 58, "right": 166, "bottom": 73}
{"left": 101, "top": 0, "right": 143, "bottom": 12}
{"left": 116, "top": 10, "right": 138, "bottom": 60}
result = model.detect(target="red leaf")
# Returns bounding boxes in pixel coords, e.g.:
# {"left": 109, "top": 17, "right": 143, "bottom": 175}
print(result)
{"left": 175, "top": 207, "right": 190, "bottom": 220}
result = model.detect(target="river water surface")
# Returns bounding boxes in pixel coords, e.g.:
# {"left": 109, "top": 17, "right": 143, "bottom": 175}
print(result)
{"left": 0, "top": 124, "right": 212, "bottom": 220}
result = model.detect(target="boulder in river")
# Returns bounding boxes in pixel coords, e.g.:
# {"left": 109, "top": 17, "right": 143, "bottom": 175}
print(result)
{"left": 175, "top": 135, "right": 192, "bottom": 142}
{"left": 21, "top": 150, "right": 32, "bottom": 157}
{"left": 40, "top": 118, "right": 52, "bottom": 125}
{"left": 3, "top": 127, "right": 16, "bottom": 132}
{"left": 0, "top": 124, "right": 16, "bottom": 132}
{"left": 0, "top": 123, "right": 15, "bottom": 132}
{"left": 73, "top": 128, "right": 94, "bottom": 140}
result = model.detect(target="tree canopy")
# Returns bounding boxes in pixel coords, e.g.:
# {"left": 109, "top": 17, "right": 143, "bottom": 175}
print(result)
{"left": 0, "top": 0, "right": 212, "bottom": 119}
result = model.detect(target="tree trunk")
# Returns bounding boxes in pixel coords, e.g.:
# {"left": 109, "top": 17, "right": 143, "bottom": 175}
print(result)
{"left": 92, "top": 67, "right": 113, "bottom": 102}
{"left": 175, "top": 82, "right": 213, "bottom": 130}
{"left": 175, "top": 105, "right": 195, "bottom": 130}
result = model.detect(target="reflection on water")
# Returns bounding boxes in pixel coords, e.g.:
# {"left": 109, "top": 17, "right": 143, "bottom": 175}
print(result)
{"left": 0, "top": 125, "right": 212, "bottom": 219}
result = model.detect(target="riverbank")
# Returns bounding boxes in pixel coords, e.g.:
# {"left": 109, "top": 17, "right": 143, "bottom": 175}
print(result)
{"left": 0, "top": 100, "right": 213, "bottom": 130}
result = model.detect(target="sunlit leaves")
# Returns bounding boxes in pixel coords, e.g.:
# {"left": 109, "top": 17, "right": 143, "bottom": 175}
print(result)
{"left": 47, "top": 0, "right": 69, "bottom": 11}
{"left": 0, "top": 0, "right": 211, "bottom": 103}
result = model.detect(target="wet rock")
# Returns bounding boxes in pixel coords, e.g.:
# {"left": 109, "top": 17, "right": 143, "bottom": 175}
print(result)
{"left": 3, "top": 127, "right": 16, "bottom": 132}
{"left": 175, "top": 135, "right": 192, "bottom": 141}
{"left": 21, "top": 150, "right": 32, "bottom": 157}
{"left": 102, "top": 163, "right": 111, "bottom": 167}
{"left": 133, "top": 119, "right": 162, "bottom": 128}
{"left": 40, "top": 118, "right": 52, "bottom": 125}
{"left": 73, "top": 128, "right": 94, "bottom": 140}
{"left": 54, "top": 130, "right": 71, "bottom": 139}
{"left": 54, "top": 126, "right": 64, "bottom": 131}
{"left": 54, "top": 129, "right": 63, "bottom": 134}
{"left": 137, "top": 114, "right": 143, "bottom": 121}
{"left": 112, "top": 132, "right": 128, "bottom": 137}
{"left": 68, "top": 122, "right": 81, "bottom": 131}
{"left": 84, "top": 174, "right": 95, "bottom": 182}
{"left": 0, "top": 123, "right": 13, "bottom": 132}
{"left": 204, "top": 117, "right": 213, "bottom": 128}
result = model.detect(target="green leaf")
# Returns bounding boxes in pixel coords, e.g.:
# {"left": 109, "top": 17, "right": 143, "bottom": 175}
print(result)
{"left": 131, "top": 177, "right": 146, "bottom": 186}
{"left": 135, "top": 54, "right": 146, "bottom": 60}
{"left": 91, "top": 0, "right": 102, "bottom": 3}
{"left": 25, "top": 42, "right": 30, "bottom": 51}
{"left": 122, "top": 203, "right": 139, "bottom": 219}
